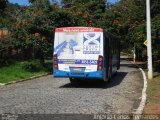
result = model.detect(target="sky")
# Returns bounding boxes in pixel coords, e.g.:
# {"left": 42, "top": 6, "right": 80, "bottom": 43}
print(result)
{"left": 8, "top": 0, "right": 118, "bottom": 6}
{"left": 9, "top": 0, "right": 30, "bottom": 6}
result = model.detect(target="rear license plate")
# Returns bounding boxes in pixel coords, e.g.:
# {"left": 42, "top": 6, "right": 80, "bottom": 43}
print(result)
{"left": 74, "top": 68, "right": 82, "bottom": 71}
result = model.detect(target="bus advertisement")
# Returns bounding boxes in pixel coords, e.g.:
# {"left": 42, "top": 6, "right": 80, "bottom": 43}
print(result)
{"left": 53, "top": 27, "right": 120, "bottom": 82}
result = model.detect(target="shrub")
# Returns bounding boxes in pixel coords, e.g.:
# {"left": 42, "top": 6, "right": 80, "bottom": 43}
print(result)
{"left": 22, "top": 59, "right": 43, "bottom": 72}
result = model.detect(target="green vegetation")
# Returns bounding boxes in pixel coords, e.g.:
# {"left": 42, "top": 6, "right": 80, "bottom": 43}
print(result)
{"left": 144, "top": 73, "right": 160, "bottom": 114}
{"left": 0, "top": 0, "right": 8, "bottom": 16}
{"left": 0, "top": 60, "right": 52, "bottom": 83}
{"left": 0, "top": 0, "right": 159, "bottom": 81}
{"left": 0, "top": 0, "right": 159, "bottom": 66}
{"left": 147, "top": 73, "right": 160, "bottom": 103}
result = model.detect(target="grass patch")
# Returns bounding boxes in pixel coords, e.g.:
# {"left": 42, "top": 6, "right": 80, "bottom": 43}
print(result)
{"left": 147, "top": 72, "right": 160, "bottom": 103}
{"left": 144, "top": 72, "right": 160, "bottom": 114}
{"left": 0, "top": 60, "right": 52, "bottom": 83}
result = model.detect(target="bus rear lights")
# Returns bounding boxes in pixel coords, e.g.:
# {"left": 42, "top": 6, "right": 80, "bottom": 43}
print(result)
{"left": 99, "top": 57, "right": 103, "bottom": 61}
{"left": 54, "top": 54, "right": 58, "bottom": 60}
{"left": 54, "top": 54, "right": 58, "bottom": 70}
{"left": 98, "top": 62, "right": 102, "bottom": 66}
{"left": 54, "top": 60, "right": 58, "bottom": 64}
{"left": 54, "top": 57, "right": 57, "bottom": 61}
{"left": 97, "top": 55, "right": 103, "bottom": 70}
{"left": 98, "top": 66, "right": 102, "bottom": 70}
{"left": 54, "top": 65, "right": 58, "bottom": 69}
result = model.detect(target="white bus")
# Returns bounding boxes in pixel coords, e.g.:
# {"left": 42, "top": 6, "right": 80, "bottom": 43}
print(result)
{"left": 53, "top": 27, "right": 120, "bottom": 83}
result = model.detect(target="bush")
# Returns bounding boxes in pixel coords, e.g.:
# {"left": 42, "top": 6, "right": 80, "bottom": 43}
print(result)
{"left": 22, "top": 59, "right": 43, "bottom": 72}
{"left": 44, "top": 60, "right": 52, "bottom": 73}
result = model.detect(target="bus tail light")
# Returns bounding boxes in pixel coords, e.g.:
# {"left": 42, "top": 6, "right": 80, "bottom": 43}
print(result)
{"left": 54, "top": 54, "right": 58, "bottom": 70}
{"left": 97, "top": 55, "right": 103, "bottom": 70}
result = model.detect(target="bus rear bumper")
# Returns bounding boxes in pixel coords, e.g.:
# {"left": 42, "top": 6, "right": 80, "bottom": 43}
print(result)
{"left": 53, "top": 70, "right": 68, "bottom": 77}
{"left": 53, "top": 70, "right": 103, "bottom": 79}
{"left": 86, "top": 71, "right": 103, "bottom": 79}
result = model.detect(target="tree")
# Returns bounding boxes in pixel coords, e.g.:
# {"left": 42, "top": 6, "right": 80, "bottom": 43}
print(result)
{"left": 2, "top": 0, "right": 159, "bottom": 71}
{"left": 0, "top": 0, "right": 8, "bottom": 15}
{"left": 103, "top": 0, "right": 146, "bottom": 59}
{"left": 151, "top": 0, "right": 160, "bottom": 17}
{"left": 7, "top": 0, "right": 54, "bottom": 64}
{"left": 61, "top": 0, "right": 106, "bottom": 27}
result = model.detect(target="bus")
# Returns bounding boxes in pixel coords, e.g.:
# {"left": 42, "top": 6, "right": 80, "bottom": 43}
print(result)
{"left": 53, "top": 27, "right": 120, "bottom": 83}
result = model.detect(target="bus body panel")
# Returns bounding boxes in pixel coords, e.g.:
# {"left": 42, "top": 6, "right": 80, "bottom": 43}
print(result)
{"left": 53, "top": 27, "right": 104, "bottom": 79}
{"left": 53, "top": 27, "right": 120, "bottom": 81}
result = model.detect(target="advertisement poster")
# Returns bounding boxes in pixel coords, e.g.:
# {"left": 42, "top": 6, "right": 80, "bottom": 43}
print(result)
{"left": 54, "top": 27, "right": 103, "bottom": 72}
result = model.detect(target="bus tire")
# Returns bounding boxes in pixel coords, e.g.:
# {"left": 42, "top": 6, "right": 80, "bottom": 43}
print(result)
{"left": 108, "top": 66, "right": 112, "bottom": 83}
{"left": 69, "top": 78, "right": 78, "bottom": 84}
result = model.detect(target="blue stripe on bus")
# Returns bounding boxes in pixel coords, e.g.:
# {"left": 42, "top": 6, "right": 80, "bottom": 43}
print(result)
{"left": 54, "top": 41, "right": 67, "bottom": 56}
{"left": 83, "top": 51, "right": 100, "bottom": 54}
{"left": 58, "top": 59, "right": 98, "bottom": 65}
{"left": 53, "top": 70, "right": 68, "bottom": 77}
{"left": 53, "top": 70, "right": 103, "bottom": 79}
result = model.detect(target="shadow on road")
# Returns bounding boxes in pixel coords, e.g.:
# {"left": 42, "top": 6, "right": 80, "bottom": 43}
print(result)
{"left": 59, "top": 72, "right": 127, "bottom": 89}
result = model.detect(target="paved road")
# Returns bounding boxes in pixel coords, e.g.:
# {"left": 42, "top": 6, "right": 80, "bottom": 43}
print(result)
{"left": 0, "top": 60, "right": 143, "bottom": 119}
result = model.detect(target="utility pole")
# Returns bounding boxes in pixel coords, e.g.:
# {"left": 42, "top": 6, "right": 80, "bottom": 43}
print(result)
{"left": 146, "top": 0, "right": 153, "bottom": 79}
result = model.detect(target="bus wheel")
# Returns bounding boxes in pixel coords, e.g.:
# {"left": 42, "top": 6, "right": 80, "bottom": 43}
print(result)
{"left": 69, "top": 78, "right": 78, "bottom": 84}
{"left": 107, "top": 66, "right": 112, "bottom": 83}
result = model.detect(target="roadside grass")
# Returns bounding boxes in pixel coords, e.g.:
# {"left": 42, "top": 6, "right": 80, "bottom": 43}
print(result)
{"left": 129, "top": 60, "right": 160, "bottom": 114}
{"left": 144, "top": 72, "right": 160, "bottom": 114}
{"left": 0, "top": 60, "right": 52, "bottom": 83}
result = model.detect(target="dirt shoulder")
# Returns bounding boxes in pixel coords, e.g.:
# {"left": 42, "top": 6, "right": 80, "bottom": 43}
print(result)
{"left": 144, "top": 72, "right": 160, "bottom": 114}
{"left": 130, "top": 60, "right": 160, "bottom": 114}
